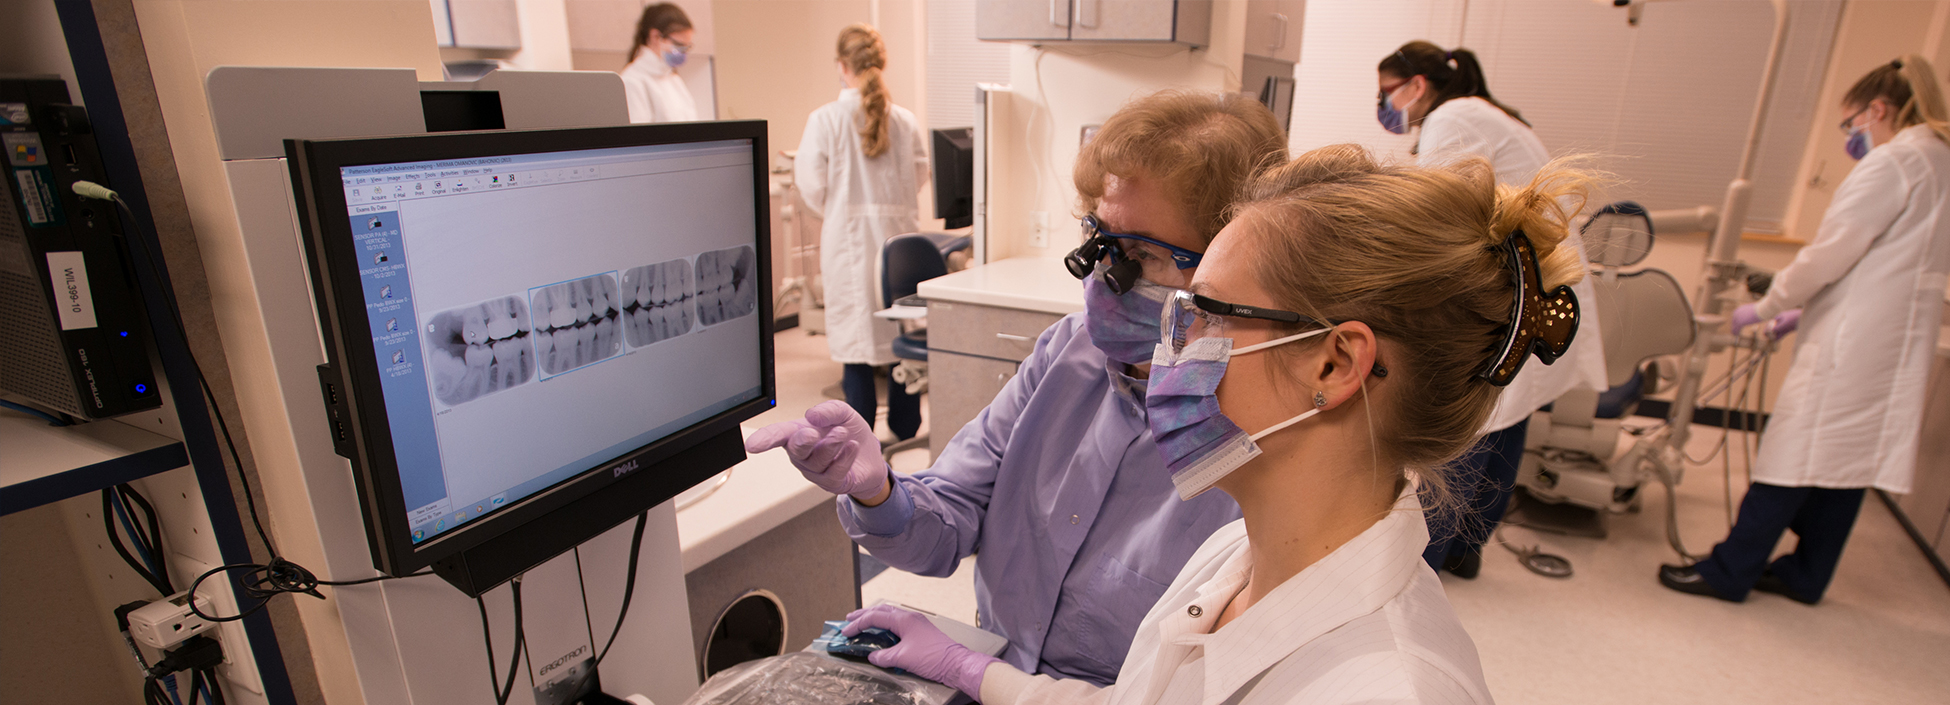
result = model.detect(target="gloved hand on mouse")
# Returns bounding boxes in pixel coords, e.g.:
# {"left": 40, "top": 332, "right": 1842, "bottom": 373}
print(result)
{"left": 744, "top": 400, "right": 890, "bottom": 501}
{"left": 840, "top": 605, "right": 1001, "bottom": 698}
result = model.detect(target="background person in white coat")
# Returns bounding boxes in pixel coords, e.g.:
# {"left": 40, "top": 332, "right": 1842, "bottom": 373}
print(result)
{"left": 1660, "top": 56, "right": 1950, "bottom": 605}
{"left": 795, "top": 23, "right": 929, "bottom": 439}
{"left": 1377, "top": 40, "right": 1609, "bottom": 578}
{"left": 620, "top": 3, "right": 698, "bottom": 124}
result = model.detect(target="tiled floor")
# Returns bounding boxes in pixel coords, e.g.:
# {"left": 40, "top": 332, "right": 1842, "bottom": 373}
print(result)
{"left": 774, "top": 313, "right": 1950, "bottom": 702}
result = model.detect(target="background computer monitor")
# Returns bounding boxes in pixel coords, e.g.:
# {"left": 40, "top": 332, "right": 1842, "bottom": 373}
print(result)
{"left": 931, "top": 128, "right": 973, "bottom": 230}
{"left": 287, "top": 122, "right": 775, "bottom": 596}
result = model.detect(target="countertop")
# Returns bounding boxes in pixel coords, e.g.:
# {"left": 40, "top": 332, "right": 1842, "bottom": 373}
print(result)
{"left": 674, "top": 424, "right": 830, "bottom": 573}
{"left": 916, "top": 256, "right": 1084, "bottom": 315}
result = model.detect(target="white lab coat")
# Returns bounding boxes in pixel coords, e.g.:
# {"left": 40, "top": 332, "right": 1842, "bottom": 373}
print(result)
{"left": 979, "top": 486, "right": 1494, "bottom": 705}
{"left": 1750, "top": 124, "right": 1950, "bottom": 494}
{"left": 1417, "top": 97, "right": 1610, "bottom": 433}
{"left": 620, "top": 52, "right": 698, "bottom": 123}
{"left": 795, "top": 88, "right": 929, "bottom": 365}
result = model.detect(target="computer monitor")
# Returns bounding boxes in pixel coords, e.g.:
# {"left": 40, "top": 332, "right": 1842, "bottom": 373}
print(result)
{"left": 286, "top": 122, "right": 774, "bottom": 596}
{"left": 931, "top": 128, "right": 973, "bottom": 230}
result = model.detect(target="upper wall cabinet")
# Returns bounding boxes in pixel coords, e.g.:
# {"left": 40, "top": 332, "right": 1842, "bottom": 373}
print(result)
{"left": 978, "top": 0, "right": 1212, "bottom": 46}
{"left": 433, "top": 0, "right": 523, "bottom": 50}
{"left": 1243, "top": 0, "right": 1304, "bottom": 62}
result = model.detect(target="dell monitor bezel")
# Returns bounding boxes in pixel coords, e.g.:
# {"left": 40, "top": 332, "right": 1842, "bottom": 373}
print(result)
{"left": 285, "top": 121, "right": 775, "bottom": 595}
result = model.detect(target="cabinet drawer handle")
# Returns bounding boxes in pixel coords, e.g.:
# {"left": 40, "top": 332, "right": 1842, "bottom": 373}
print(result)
{"left": 1271, "top": 13, "right": 1288, "bottom": 51}
{"left": 996, "top": 373, "right": 1009, "bottom": 383}
{"left": 995, "top": 333, "right": 1032, "bottom": 342}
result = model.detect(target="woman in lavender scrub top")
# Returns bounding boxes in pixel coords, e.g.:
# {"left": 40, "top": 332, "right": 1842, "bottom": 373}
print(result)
{"left": 745, "top": 91, "right": 1288, "bottom": 685}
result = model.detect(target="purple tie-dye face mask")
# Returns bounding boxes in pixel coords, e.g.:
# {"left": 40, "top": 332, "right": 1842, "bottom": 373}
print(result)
{"left": 1144, "top": 328, "right": 1330, "bottom": 500}
{"left": 1083, "top": 271, "right": 1172, "bottom": 366}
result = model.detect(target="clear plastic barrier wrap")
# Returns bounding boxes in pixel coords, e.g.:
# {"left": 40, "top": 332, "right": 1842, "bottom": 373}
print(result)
{"left": 683, "top": 652, "right": 961, "bottom": 705}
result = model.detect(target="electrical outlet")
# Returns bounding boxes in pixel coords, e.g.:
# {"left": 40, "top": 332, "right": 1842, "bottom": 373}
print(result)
{"left": 129, "top": 590, "right": 216, "bottom": 648}
{"left": 1030, "top": 211, "right": 1049, "bottom": 249}
{"left": 175, "top": 553, "right": 265, "bottom": 695}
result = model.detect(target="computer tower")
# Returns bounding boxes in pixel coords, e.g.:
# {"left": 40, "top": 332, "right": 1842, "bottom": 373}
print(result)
{"left": 1, "top": 76, "right": 160, "bottom": 419}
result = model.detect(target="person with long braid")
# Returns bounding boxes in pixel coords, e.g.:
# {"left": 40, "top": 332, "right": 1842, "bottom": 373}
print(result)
{"left": 794, "top": 24, "right": 931, "bottom": 440}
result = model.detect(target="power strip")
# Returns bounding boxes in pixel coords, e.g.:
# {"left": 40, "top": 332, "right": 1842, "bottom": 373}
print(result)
{"left": 128, "top": 590, "right": 216, "bottom": 648}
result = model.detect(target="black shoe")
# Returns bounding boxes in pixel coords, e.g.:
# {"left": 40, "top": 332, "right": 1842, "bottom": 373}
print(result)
{"left": 1753, "top": 570, "right": 1818, "bottom": 605}
{"left": 1659, "top": 564, "right": 1740, "bottom": 602}
{"left": 1446, "top": 548, "right": 1483, "bottom": 579}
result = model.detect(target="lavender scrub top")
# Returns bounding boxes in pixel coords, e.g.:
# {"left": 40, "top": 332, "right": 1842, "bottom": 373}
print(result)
{"left": 839, "top": 313, "right": 1242, "bottom": 685}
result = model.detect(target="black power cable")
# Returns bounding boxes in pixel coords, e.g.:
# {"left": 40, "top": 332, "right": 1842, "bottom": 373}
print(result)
{"left": 477, "top": 577, "right": 526, "bottom": 705}
{"left": 569, "top": 512, "right": 650, "bottom": 701}
{"left": 103, "top": 483, "right": 173, "bottom": 596}
{"left": 73, "top": 184, "right": 430, "bottom": 625}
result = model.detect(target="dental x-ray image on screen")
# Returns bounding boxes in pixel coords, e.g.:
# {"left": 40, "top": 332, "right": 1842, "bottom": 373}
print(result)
{"left": 425, "top": 294, "right": 535, "bottom": 406}
{"left": 621, "top": 258, "right": 696, "bottom": 348}
{"left": 531, "top": 273, "right": 623, "bottom": 376}
{"left": 696, "top": 245, "right": 758, "bottom": 326}
{"left": 289, "top": 123, "right": 774, "bottom": 594}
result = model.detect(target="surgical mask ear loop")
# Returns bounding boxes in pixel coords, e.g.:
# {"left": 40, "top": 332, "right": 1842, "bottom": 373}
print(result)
{"left": 1228, "top": 327, "right": 1330, "bottom": 356}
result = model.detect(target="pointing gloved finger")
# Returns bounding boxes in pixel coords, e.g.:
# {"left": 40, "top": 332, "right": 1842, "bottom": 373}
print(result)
{"left": 744, "top": 419, "right": 811, "bottom": 454}
{"left": 783, "top": 425, "right": 830, "bottom": 460}
{"left": 805, "top": 399, "right": 865, "bottom": 430}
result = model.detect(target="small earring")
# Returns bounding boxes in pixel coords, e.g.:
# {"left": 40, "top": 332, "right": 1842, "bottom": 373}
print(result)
{"left": 1313, "top": 391, "right": 1327, "bottom": 408}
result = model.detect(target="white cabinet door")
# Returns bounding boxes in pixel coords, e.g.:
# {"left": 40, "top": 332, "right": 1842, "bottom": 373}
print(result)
{"left": 977, "top": 0, "right": 1073, "bottom": 41}
{"left": 1068, "top": 0, "right": 1182, "bottom": 42}
{"left": 1244, "top": 0, "right": 1304, "bottom": 62}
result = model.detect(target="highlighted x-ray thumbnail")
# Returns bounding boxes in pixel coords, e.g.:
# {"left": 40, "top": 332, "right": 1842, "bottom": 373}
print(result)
{"left": 695, "top": 245, "right": 758, "bottom": 326}
{"left": 531, "top": 273, "right": 623, "bottom": 376}
{"left": 425, "top": 295, "right": 535, "bottom": 406}
{"left": 621, "top": 259, "right": 695, "bottom": 348}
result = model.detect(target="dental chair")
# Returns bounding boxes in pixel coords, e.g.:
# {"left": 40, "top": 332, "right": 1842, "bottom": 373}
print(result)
{"left": 878, "top": 233, "right": 973, "bottom": 460}
{"left": 1515, "top": 203, "right": 1697, "bottom": 529}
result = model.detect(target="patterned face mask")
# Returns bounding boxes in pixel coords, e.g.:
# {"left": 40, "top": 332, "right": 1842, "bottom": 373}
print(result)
{"left": 1082, "top": 269, "right": 1172, "bottom": 366}
{"left": 1144, "top": 321, "right": 1330, "bottom": 500}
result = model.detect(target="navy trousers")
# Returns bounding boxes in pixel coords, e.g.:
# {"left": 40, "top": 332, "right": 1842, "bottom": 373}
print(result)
{"left": 1695, "top": 483, "right": 1866, "bottom": 603}
{"left": 1423, "top": 419, "right": 1529, "bottom": 570}
{"left": 842, "top": 363, "right": 921, "bottom": 441}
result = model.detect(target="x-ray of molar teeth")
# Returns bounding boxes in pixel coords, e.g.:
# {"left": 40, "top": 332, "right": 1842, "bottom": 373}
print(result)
{"left": 620, "top": 259, "right": 696, "bottom": 348}
{"left": 531, "top": 273, "right": 623, "bottom": 376}
{"left": 425, "top": 295, "right": 535, "bottom": 406}
{"left": 694, "top": 245, "right": 758, "bottom": 326}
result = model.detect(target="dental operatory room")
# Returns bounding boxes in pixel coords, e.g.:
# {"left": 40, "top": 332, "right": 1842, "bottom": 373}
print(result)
{"left": 9, "top": 0, "right": 1950, "bottom": 703}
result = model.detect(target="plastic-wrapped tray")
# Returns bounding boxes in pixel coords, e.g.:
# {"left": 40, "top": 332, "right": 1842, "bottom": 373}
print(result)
{"left": 683, "top": 652, "right": 959, "bottom": 705}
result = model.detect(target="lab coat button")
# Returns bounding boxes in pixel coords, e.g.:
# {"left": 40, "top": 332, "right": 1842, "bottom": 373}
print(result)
{"left": 1187, "top": 605, "right": 1203, "bottom": 617}
{"left": 1070, "top": 514, "right": 1080, "bottom": 524}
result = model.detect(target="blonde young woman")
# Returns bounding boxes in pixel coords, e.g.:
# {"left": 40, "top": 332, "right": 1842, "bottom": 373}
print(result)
{"left": 842, "top": 146, "right": 1591, "bottom": 704}
{"left": 1661, "top": 56, "right": 1950, "bottom": 605}
{"left": 794, "top": 24, "right": 930, "bottom": 439}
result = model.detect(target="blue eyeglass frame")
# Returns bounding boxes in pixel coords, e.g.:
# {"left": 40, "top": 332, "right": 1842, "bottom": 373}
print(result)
{"left": 1081, "top": 214, "right": 1203, "bottom": 269}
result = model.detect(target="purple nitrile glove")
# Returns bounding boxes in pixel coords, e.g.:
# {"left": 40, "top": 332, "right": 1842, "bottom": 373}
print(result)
{"left": 744, "top": 400, "right": 889, "bottom": 500}
{"left": 1729, "top": 303, "right": 1762, "bottom": 336}
{"left": 1768, "top": 309, "right": 1802, "bottom": 339}
{"left": 842, "top": 605, "right": 1000, "bottom": 698}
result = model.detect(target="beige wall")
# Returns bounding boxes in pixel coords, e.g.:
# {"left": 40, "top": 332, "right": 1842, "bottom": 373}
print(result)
{"left": 1782, "top": 0, "right": 1950, "bottom": 239}
{"left": 125, "top": 2, "right": 445, "bottom": 703}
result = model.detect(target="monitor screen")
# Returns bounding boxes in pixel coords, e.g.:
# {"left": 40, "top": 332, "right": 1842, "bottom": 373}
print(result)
{"left": 289, "top": 122, "right": 773, "bottom": 591}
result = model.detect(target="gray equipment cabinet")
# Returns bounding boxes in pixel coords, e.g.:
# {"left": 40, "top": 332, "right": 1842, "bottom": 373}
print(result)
{"left": 977, "top": 0, "right": 1212, "bottom": 46}
{"left": 924, "top": 301, "right": 1064, "bottom": 459}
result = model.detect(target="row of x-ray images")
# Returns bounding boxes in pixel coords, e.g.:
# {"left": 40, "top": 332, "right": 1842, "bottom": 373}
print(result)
{"left": 424, "top": 245, "right": 758, "bottom": 407}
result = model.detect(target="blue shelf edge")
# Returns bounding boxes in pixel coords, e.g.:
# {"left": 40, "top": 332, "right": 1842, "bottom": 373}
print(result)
{"left": 0, "top": 441, "right": 190, "bottom": 516}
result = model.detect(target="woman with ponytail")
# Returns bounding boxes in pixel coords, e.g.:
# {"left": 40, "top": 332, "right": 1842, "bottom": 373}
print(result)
{"left": 620, "top": 3, "right": 698, "bottom": 123}
{"left": 1377, "top": 40, "right": 1609, "bottom": 579}
{"left": 794, "top": 23, "right": 930, "bottom": 439}
{"left": 1661, "top": 56, "right": 1950, "bottom": 606}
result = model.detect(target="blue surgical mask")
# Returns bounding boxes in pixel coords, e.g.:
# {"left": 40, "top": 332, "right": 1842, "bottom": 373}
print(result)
{"left": 663, "top": 47, "right": 688, "bottom": 69}
{"left": 1083, "top": 271, "right": 1171, "bottom": 366}
{"left": 1377, "top": 88, "right": 1409, "bottom": 135}
{"left": 1845, "top": 125, "right": 1873, "bottom": 161}
{"left": 1144, "top": 329, "right": 1331, "bottom": 499}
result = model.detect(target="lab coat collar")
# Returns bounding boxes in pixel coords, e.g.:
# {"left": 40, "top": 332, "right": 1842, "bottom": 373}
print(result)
{"left": 1893, "top": 123, "right": 1936, "bottom": 147}
{"left": 1178, "top": 484, "right": 1429, "bottom": 705}
{"left": 623, "top": 51, "right": 673, "bottom": 78}
{"left": 837, "top": 87, "right": 861, "bottom": 101}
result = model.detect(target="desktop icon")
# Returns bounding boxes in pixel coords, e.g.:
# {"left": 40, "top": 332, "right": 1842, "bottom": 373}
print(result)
{"left": 368, "top": 217, "right": 381, "bottom": 230}
{"left": 374, "top": 251, "right": 389, "bottom": 264}
{"left": 475, "top": 504, "right": 485, "bottom": 514}
{"left": 385, "top": 318, "right": 398, "bottom": 332}
{"left": 390, "top": 349, "right": 405, "bottom": 365}
{"left": 379, "top": 285, "right": 393, "bottom": 299}
{"left": 436, "top": 519, "right": 446, "bottom": 530}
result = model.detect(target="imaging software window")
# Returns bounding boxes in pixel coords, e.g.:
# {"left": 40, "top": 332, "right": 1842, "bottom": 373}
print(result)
{"left": 337, "top": 141, "right": 763, "bottom": 544}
